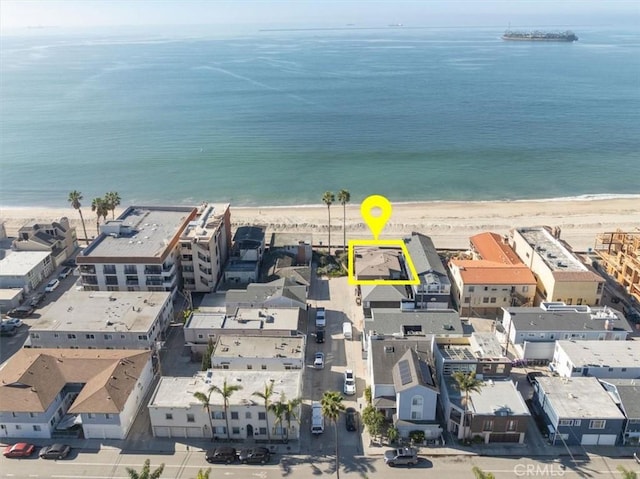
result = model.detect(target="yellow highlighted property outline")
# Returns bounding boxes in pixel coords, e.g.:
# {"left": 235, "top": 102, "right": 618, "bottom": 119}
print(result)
{"left": 347, "top": 239, "right": 420, "bottom": 286}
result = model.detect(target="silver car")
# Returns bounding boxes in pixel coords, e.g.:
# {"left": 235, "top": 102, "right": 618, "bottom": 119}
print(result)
{"left": 314, "top": 352, "right": 325, "bottom": 369}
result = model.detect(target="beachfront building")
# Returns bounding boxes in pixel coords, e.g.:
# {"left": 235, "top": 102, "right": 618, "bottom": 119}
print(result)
{"left": 77, "top": 205, "right": 197, "bottom": 297}
{"left": 25, "top": 289, "right": 172, "bottom": 350}
{"left": 366, "top": 339, "right": 442, "bottom": 441}
{"left": 533, "top": 376, "right": 625, "bottom": 446}
{"left": 500, "top": 302, "right": 631, "bottom": 362}
{"left": 0, "top": 250, "right": 54, "bottom": 293}
{"left": 509, "top": 227, "right": 605, "bottom": 306}
{"left": 403, "top": 233, "right": 451, "bottom": 310}
{"left": 179, "top": 203, "right": 232, "bottom": 293}
{"left": 148, "top": 370, "right": 302, "bottom": 440}
{"left": 0, "top": 348, "right": 153, "bottom": 440}
{"left": 225, "top": 278, "right": 307, "bottom": 312}
{"left": 223, "top": 226, "right": 266, "bottom": 284}
{"left": 262, "top": 233, "right": 313, "bottom": 287}
{"left": 269, "top": 233, "right": 313, "bottom": 264}
{"left": 550, "top": 340, "right": 640, "bottom": 379}
{"left": 442, "top": 376, "right": 530, "bottom": 443}
{"left": 12, "top": 217, "right": 78, "bottom": 267}
{"left": 211, "top": 335, "right": 304, "bottom": 371}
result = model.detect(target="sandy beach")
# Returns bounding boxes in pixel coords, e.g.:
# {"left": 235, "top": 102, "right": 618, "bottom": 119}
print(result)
{"left": 1, "top": 198, "right": 638, "bottom": 252}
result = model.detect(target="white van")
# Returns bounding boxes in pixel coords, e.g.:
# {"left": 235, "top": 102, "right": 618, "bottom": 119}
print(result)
{"left": 311, "top": 401, "right": 324, "bottom": 434}
{"left": 342, "top": 322, "right": 353, "bottom": 340}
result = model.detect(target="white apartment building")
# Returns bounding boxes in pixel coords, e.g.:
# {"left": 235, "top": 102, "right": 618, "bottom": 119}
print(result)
{"left": 211, "top": 336, "right": 305, "bottom": 371}
{"left": 0, "top": 251, "right": 54, "bottom": 293}
{"left": 551, "top": 340, "right": 640, "bottom": 379}
{"left": 26, "top": 290, "right": 172, "bottom": 350}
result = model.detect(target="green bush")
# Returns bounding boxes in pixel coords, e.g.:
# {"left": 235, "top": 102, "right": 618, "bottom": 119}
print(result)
{"left": 409, "top": 430, "right": 425, "bottom": 444}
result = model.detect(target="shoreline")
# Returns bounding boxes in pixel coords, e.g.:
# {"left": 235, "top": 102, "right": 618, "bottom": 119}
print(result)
{"left": 2, "top": 197, "right": 639, "bottom": 251}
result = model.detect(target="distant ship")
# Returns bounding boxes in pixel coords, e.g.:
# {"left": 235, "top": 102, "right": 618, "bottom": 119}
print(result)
{"left": 502, "top": 30, "right": 578, "bottom": 42}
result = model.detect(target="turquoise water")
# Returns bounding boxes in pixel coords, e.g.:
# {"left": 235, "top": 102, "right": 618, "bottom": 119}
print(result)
{"left": 1, "top": 27, "right": 639, "bottom": 207}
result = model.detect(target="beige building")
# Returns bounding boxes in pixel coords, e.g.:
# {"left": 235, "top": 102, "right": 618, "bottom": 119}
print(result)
{"left": 12, "top": 217, "right": 78, "bottom": 267}
{"left": 594, "top": 231, "right": 640, "bottom": 304}
{"left": 510, "top": 227, "right": 604, "bottom": 306}
{"left": 355, "top": 247, "right": 404, "bottom": 280}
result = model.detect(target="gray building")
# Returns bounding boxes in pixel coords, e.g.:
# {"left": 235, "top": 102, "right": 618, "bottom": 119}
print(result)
{"left": 434, "top": 333, "right": 512, "bottom": 380}
{"left": 533, "top": 376, "right": 625, "bottom": 446}
{"left": 225, "top": 278, "right": 307, "bottom": 313}
{"left": 403, "top": 232, "right": 451, "bottom": 309}
{"left": 600, "top": 379, "right": 640, "bottom": 445}
{"left": 551, "top": 340, "right": 640, "bottom": 379}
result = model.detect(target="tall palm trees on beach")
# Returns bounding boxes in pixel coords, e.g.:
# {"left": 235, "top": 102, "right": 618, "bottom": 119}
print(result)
{"left": 321, "top": 191, "right": 335, "bottom": 254}
{"left": 337, "top": 189, "right": 350, "bottom": 252}
{"left": 105, "top": 191, "right": 121, "bottom": 219}
{"left": 67, "top": 190, "right": 89, "bottom": 245}
{"left": 91, "top": 197, "right": 109, "bottom": 235}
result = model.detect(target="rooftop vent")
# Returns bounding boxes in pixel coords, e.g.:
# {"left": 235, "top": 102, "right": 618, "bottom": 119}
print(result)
{"left": 384, "top": 346, "right": 394, "bottom": 353}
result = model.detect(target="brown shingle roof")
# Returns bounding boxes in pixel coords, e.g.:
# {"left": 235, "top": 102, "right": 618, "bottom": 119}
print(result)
{"left": 470, "top": 232, "right": 522, "bottom": 265}
{"left": 451, "top": 259, "right": 537, "bottom": 285}
{"left": 0, "top": 349, "right": 151, "bottom": 413}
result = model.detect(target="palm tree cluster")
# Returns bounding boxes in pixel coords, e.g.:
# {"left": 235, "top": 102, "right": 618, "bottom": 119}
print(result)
{"left": 126, "top": 459, "right": 165, "bottom": 479}
{"left": 67, "top": 190, "right": 121, "bottom": 240}
{"left": 321, "top": 189, "right": 350, "bottom": 255}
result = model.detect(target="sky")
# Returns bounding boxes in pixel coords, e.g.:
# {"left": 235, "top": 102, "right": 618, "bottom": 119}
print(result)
{"left": 1, "top": 0, "right": 639, "bottom": 31}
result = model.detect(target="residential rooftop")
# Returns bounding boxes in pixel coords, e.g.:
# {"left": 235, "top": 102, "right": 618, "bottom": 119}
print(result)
{"left": 366, "top": 308, "right": 464, "bottom": 337}
{"left": 515, "top": 227, "right": 590, "bottom": 274}
{"left": 438, "top": 333, "right": 508, "bottom": 362}
{"left": 149, "top": 370, "right": 301, "bottom": 408}
{"left": 179, "top": 203, "right": 229, "bottom": 240}
{"left": 0, "top": 251, "right": 51, "bottom": 276}
{"left": 450, "top": 259, "right": 536, "bottom": 285}
{"left": 78, "top": 206, "right": 196, "bottom": 260}
{"left": 370, "top": 339, "right": 433, "bottom": 388}
{"left": 599, "top": 379, "right": 640, "bottom": 419}
{"left": 270, "top": 232, "right": 312, "bottom": 249}
{"left": 355, "top": 246, "right": 403, "bottom": 279}
{"left": 32, "top": 290, "right": 170, "bottom": 333}
{"left": 403, "top": 232, "right": 449, "bottom": 277}
{"left": 555, "top": 340, "right": 640, "bottom": 368}
{"left": 470, "top": 232, "right": 522, "bottom": 265}
{"left": 535, "top": 376, "right": 625, "bottom": 419}
{"left": 185, "top": 307, "right": 302, "bottom": 332}
{"left": 468, "top": 379, "right": 530, "bottom": 416}
{"left": 213, "top": 335, "right": 304, "bottom": 360}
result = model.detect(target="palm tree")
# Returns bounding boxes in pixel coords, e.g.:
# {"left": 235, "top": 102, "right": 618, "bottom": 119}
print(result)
{"left": 193, "top": 469, "right": 211, "bottom": 479}
{"left": 472, "top": 466, "right": 496, "bottom": 479}
{"left": 104, "top": 191, "right": 121, "bottom": 219}
{"left": 321, "top": 391, "right": 345, "bottom": 479}
{"left": 91, "top": 197, "right": 108, "bottom": 235}
{"left": 126, "top": 459, "right": 165, "bottom": 479}
{"left": 193, "top": 388, "right": 215, "bottom": 438}
{"left": 68, "top": 190, "right": 89, "bottom": 245}
{"left": 268, "top": 394, "right": 287, "bottom": 442}
{"left": 452, "top": 371, "right": 484, "bottom": 440}
{"left": 252, "top": 381, "right": 275, "bottom": 443}
{"left": 337, "top": 189, "right": 350, "bottom": 253}
{"left": 321, "top": 191, "right": 335, "bottom": 254}
{"left": 283, "top": 395, "right": 302, "bottom": 441}
{"left": 210, "top": 378, "right": 242, "bottom": 439}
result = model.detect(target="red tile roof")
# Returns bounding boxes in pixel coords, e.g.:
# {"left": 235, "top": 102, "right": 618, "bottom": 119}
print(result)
{"left": 470, "top": 232, "right": 522, "bottom": 265}
{"left": 451, "top": 259, "right": 537, "bottom": 285}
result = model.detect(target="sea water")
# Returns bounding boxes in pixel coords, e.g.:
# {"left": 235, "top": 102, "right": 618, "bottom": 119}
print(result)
{"left": 1, "top": 26, "right": 638, "bottom": 207}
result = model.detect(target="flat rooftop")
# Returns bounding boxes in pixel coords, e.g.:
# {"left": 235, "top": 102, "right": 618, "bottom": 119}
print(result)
{"left": 444, "top": 378, "right": 529, "bottom": 416}
{"left": 367, "top": 309, "right": 464, "bottom": 337}
{"left": 516, "top": 227, "right": 587, "bottom": 273}
{"left": 556, "top": 340, "right": 640, "bottom": 367}
{"left": 33, "top": 289, "right": 170, "bottom": 333}
{"left": 0, "top": 251, "right": 51, "bottom": 276}
{"left": 505, "top": 305, "right": 632, "bottom": 333}
{"left": 469, "top": 333, "right": 508, "bottom": 359}
{"left": 185, "top": 311, "right": 227, "bottom": 329}
{"left": 213, "top": 336, "right": 304, "bottom": 360}
{"left": 185, "top": 307, "right": 301, "bottom": 332}
{"left": 149, "top": 370, "right": 301, "bottom": 408}
{"left": 79, "top": 206, "right": 195, "bottom": 259}
{"left": 270, "top": 232, "right": 312, "bottom": 248}
{"left": 180, "top": 203, "right": 229, "bottom": 240}
{"left": 536, "top": 376, "right": 625, "bottom": 419}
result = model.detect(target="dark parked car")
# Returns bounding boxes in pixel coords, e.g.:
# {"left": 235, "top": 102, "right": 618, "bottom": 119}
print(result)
{"left": 30, "top": 292, "right": 46, "bottom": 307}
{"left": 345, "top": 407, "right": 357, "bottom": 431}
{"left": 0, "top": 323, "right": 16, "bottom": 337}
{"left": 238, "top": 447, "right": 271, "bottom": 464}
{"left": 39, "top": 443, "right": 71, "bottom": 459}
{"left": 205, "top": 446, "right": 237, "bottom": 464}
{"left": 315, "top": 330, "right": 325, "bottom": 343}
{"left": 7, "top": 305, "right": 34, "bottom": 318}
{"left": 526, "top": 371, "right": 544, "bottom": 385}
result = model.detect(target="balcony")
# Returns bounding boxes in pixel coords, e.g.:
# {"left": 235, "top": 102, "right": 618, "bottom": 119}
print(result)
{"left": 144, "top": 266, "right": 162, "bottom": 275}
{"left": 80, "top": 265, "right": 96, "bottom": 274}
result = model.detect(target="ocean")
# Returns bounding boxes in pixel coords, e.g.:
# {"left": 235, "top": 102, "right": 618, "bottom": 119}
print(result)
{"left": 1, "top": 26, "right": 639, "bottom": 208}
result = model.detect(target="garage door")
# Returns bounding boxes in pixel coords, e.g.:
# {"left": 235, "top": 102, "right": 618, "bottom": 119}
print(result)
{"left": 489, "top": 433, "right": 521, "bottom": 443}
{"left": 581, "top": 434, "right": 617, "bottom": 446}
{"left": 581, "top": 434, "right": 598, "bottom": 445}
{"left": 186, "top": 427, "right": 204, "bottom": 438}
{"left": 170, "top": 426, "right": 185, "bottom": 437}
{"left": 154, "top": 426, "right": 170, "bottom": 437}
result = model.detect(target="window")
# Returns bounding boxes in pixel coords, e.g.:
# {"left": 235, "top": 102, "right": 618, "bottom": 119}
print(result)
{"left": 138, "top": 335, "right": 148, "bottom": 341}
{"left": 468, "top": 286, "right": 475, "bottom": 293}
{"left": 165, "top": 413, "right": 173, "bottom": 420}
{"left": 214, "top": 426, "right": 227, "bottom": 435}
{"left": 490, "top": 297, "right": 497, "bottom": 303}
{"left": 484, "top": 286, "right": 489, "bottom": 291}
{"left": 522, "top": 285, "right": 529, "bottom": 292}
{"left": 261, "top": 364, "right": 267, "bottom": 370}
{"left": 410, "top": 411, "right": 422, "bottom": 420}
{"left": 104, "top": 334, "right": 113, "bottom": 340}
{"left": 31, "top": 332, "right": 40, "bottom": 339}
{"left": 105, "top": 413, "right": 111, "bottom": 419}
{"left": 506, "top": 420, "right": 517, "bottom": 431}
{"left": 67, "top": 334, "right": 76, "bottom": 339}
{"left": 246, "top": 364, "right": 253, "bottom": 370}
{"left": 213, "top": 411, "right": 225, "bottom": 420}
{"left": 86, "top": 334, "right": 95, "bottom": 340}
{"left": 482, "top": 420, "right": 493, "bottom": 431}
{"left": 559, "top": 419, "right": 573, "bottom": 426}
{"left": 597, "top": 283, "right": 603, "bottom": 294}
{"left": 187, "top": 414, "right": 195, "bottom": 423}
{"left": 463, "top": 297, "right": 470, "bottom": 303}
{"left": 577, "top": 298, "right": 583, "bottom": 305}
{"left": 232, "top": 427, "right": 240, "bottom": 435}
{"left": 222, "top": 363, "right": 229, "bottom": 370}
{"left": 15, "top": 425, "right": 22, "bottom": 430}
{"left": 589, "top": 420, "right": 606, "bottom": 429}
{"left": 574, "top": 420, "right": 581, "bottom": 426}
{"left": 258, "top": 412, "right": 266, "bottom": 421}
{"left": 245, "top": 412, "right": 252, "bottom": 419}
{"left": 482, "top": 297, "right": 489, "bottom": 303}
{"left": 410, "top": 395, "right": 423, "bottom": 420}
{"left": 29, "top": 412, "right": 36, "bottom": 418}
{"left": 231, "top": 412, "right": 239, "bottom": 420}
{"left": 259, "top": 427, "right": 267, "bottom": 435}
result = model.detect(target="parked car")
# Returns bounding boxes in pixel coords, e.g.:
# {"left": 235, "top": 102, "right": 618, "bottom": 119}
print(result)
{"left": 315, "top": 307, "right": 326, "bottom": 328}
{"left": 314, "top": 352, "right": 325, "bottom": 369}
{"left": 7, "top": 305, "right": 34, "bottom": 318}
{"left": 58, "top": 267, "right": 73, "bottom": 279}
{"left": 62, "top": 258, "right": 76, "bottom": 268}
{"left": 0, "top": 323, "right": 16, "bottom": 337}
{"left": 526, "top": 371, "right": 544, "bottom": 385}
{"left": 3, "top": 442, "right": 35, "bottom": 458}
{"left": 205, "top": 446, "right": 237, "bottom": 464}
{"left": 345, "top": 407, "right": 357, "bottom": 432}
{"left": 44, "top": 279, "right": 60, "bottom": 292}
{"left": 238, "top": 447, "right": 271, "bottom": 464}
{"left": 315, "top": 330, "right": 325, "bottom": 343}
{"left": 384, "top": 447, "right": 418, "bottom": 467}
{"left": 2, "top": 317, "right": 23, "bottom": 328}
{"left": 343, "top": 369, "right": 356, "bottom": 395}
{"left": 39, "top": 443, "right": 71, "bottom": 460}
{"left": 30, "top": 292, "right": 46, "bottom": 307}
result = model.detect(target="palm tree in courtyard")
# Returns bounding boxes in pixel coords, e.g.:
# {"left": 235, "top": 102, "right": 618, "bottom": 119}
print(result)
{"left": 210, "top": 378, "right": 242, "bottom": 439}
{"left": 252, "top": 381, "right": 275, "bottom": 442}
{"left": 193, "top": 388, "right": 216, "bottom": 438}
{"left": 337, "top": 189, "right": 350, "bottom": 253}
{"left": 321, "top": 391, "right": 345, "bottom": 479}
{"left": 193, "top": 468, "right": 211, "bottom": 479}
{"left": 283, "top": 395, "right": 302, "bottom": 441}
{"left": 268, "top": 394, "right": 288, "bottom": 442}
{"left": 321, "top": 191, "right": 335, "bottom": 254}
{"left": 472, "top": 466, "right": 496, "bottom": 479}
{"left": 68, "top": 190, "right": 89, "bottom": 245}
{"left": 91, "top": 196, "right": 109, "bottom": 235}
{"left": 126, "top": 459, "right": 165, "bottom": 479}
{"left": 452, "top": 371, "right": 484, "bottom": 440}
{"left": 104, "top": 191, "right": 121, "bottom": 219}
